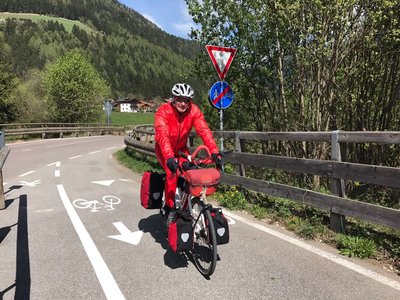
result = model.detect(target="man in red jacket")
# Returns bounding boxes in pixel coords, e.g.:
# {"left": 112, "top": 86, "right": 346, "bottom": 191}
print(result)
{"left": 154, "top": 83, "right": 222, "bottom": 227}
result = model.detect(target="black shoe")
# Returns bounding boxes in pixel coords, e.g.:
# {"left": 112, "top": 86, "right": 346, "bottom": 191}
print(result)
{"left": 161, "top": 205, "right": 171, "bottom": 219}
{"left": 165, "top": 209, "right": 177, "bottom": 231}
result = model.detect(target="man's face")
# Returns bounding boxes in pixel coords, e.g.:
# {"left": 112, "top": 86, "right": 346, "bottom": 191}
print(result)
{"left": 172, "top": 96, "right": 191, "bottom": 113}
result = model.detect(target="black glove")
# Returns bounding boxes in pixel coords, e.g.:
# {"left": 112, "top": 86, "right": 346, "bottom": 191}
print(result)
{"left": 211, "top": 153, "right": 223, "bottom": 169}
{"left": 166, "top": 157, "right": 179, "bottom": 173}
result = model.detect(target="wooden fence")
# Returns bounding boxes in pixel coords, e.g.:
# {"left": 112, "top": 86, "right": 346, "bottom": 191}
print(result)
{"left": 124, "top": 125, "right": 400, "bottom": 231}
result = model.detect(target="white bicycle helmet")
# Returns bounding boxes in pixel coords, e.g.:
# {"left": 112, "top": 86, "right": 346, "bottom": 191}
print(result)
{"left": 172, "top": 83, "right": 195, "bottom": 99}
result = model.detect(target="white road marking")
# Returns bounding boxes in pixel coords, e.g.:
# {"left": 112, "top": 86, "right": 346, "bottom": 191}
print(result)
{"left": 118, "top": 179, "right": 136, "bottom": 183}
{"left": 69, "top": 155, "right": 82, "bottom": 160}
{"left": 3, "top": 182, "right": 7, "bottom": 186}
{"left": 47, "top": 161, "right": 61, "bottom": 167}
{"left": 223, "top": 210, "right": 400, "bottom": 291}
{"left": 21, "top": 149, "right": 32, "bottom": 152}
{"left": 20, "top": 180, "right": 41, "bottom": 187}
{"left": 89, "top": 150, "right": 101, "bottom": 155}
{"left": 18, "top": 171, "right": 35, "bottom": 177}
{"left": 106, "top": 147, "right": 117, "bottom": 150}
{"left": 225, "top": 216, "right": 236, "bottom": 225}
{"left": 108, "top": 222, "right": 143, "bottom": 246}
{"left": 46, "top": 137, "right": 109, "bottom": 148}
{"left": 33, "top": 209, "right": 54, "bottom": 213}
{"left": 57, "top": 185, "right": 125, "bottom": 300}
{"left": 55, "top": 170, "right": 60, "bottom": 177}
{"left": 91, "top": 180, "right": 115, "bottom": 186}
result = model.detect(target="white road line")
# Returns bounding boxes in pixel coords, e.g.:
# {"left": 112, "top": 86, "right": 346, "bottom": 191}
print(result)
{"left": 47, "top": 161, "right": 61, "bottom": 167}
{"left": 18, "top": 171, "right": 35, "bottom": 177}
{"left": 223, "top": 210, "right": 400, "bottom": 291}
{"left": 55, "top": 170, "right": 60, "bottom": 177}
{"left": 46, "top": 137, "right": 109, "bottom": 148}
{"left": 89, "top": 150, "right": 101, "bottom": 155}
{"left": 56, "top": 185, "right": 125, "bottom": 300}
{"left": 21, "top": 149, "right": 32, "bottom": 152}
{"left": 106, "top": 147, "right": 117, "bottom": 150}
{"left": 69, "top": 155, "right": 82, "bottom": 160}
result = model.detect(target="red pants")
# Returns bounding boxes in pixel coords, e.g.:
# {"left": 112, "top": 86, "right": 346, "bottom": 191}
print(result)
{"left": 155, "top": 146, "right": 178, "bottom": 209}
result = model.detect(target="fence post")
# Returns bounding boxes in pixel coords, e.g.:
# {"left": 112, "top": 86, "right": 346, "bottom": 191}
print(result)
{"left": 330, "top": 130, "right": 346, "bottom": 232}
{"left": 235, "top": 131, "right": 245, "bottom": 176}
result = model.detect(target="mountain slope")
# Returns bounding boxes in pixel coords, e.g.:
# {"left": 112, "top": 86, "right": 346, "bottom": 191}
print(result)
{"left": 0, "top": 0, "right": 204, "bottom": 98}
{"left": 0, "top": 0, "right": 199, "bottom": 60}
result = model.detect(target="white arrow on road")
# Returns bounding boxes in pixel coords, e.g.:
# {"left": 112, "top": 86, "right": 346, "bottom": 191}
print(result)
{"left": 47, "top": 161, "right": 61, "bottom": 167}
{"left": 108, "top": 222, "right": 143, "bottom": 245}
{"left": 91, "top": 180, "right": 115, "bottom": 186}
{"left": 20, "top": 179, "right": 41, "bottom": 187}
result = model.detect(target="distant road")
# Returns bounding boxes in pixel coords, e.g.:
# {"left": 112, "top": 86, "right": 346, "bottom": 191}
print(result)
{"left": 1, "top": 136, "right": 399, "bottom": 300}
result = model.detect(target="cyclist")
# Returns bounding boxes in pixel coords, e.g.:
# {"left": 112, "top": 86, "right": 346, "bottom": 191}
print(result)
{"left": 154, "top": 83, "right": 222, "bottom": 228}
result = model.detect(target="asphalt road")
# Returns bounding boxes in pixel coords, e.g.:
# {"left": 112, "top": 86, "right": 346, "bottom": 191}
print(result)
{"left": 1, "top": 135, "right": 399, "bottom": 300}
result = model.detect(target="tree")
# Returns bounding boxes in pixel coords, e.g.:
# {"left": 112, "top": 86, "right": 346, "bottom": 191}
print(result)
{"left": 0, "top": 61, "right": 19, "bottom": 123}
{"left": 15, "top": 69, "right": 49, "bottom": 123}
{"left": 44, "top": 49, "right": 110, "bottom": 123}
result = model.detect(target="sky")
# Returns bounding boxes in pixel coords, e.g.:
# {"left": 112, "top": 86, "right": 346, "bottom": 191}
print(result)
{"left": 118, "top": 0, "right": 199, "bottom": 39}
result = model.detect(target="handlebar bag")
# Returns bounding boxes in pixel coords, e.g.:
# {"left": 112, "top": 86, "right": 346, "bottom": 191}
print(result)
{"left": 140, "top": 171, "right": 165, "bottom": 209}
{"left": 210, "top": 207, "right": 229, "bottom": 245}
{"left": 168, "top": 213, "right": 193, "bottom": 252}
{"left": 185, "top": 168, "right": 220, "bottom": 197}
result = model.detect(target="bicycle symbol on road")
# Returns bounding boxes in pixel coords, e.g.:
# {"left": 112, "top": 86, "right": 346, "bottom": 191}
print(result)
{"left": 73, "top": 195, "right": 121, "bottom": 212}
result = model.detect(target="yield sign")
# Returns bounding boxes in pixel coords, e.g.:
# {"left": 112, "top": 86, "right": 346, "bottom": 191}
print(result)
{"left": 206, "top": 45, "right": 237, "bottom": 81}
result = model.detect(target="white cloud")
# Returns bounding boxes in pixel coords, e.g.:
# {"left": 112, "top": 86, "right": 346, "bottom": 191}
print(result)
{"left": 171, "top": 1, "right": 197, "bottom": 36}
{"left": 172, "top": 22, "right": 193, "bottom": 37}
{"left": 142, "top": 13, "right": 162, "bottom": 29}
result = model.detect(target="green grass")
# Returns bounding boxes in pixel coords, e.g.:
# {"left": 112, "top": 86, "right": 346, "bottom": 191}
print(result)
{"left": 115, "top": 148, "right": 162, "bottom": 173}
{"left": 101, "top": 112, "right": 154, "bottom": 127}
{"left": 0, "top": 12, "right": 95, "bottom": 33}
{"left": 336, "top": 234, "right": 377, "bottom": 258}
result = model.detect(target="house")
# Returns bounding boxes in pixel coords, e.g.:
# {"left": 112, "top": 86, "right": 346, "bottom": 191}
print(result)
{"left": 114, "top": 97, "right": 159, "bottom": 113}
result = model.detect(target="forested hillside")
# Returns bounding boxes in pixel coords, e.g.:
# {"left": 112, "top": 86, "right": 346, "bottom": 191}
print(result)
{"left": 0, "top": 0, "right": 202, "bottom": 98}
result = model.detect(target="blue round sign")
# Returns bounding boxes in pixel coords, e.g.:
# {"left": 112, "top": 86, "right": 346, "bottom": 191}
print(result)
{"left": 209, "top": 81, "right": 234, "bottom": 110}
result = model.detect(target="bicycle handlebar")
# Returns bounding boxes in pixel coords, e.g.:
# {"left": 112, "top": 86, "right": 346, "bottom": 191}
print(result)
{"left": 178, "top": 145, "right": 233, "bottom": 170}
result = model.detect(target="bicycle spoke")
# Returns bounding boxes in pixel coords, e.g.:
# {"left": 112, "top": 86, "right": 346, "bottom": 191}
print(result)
{"left": 191, "top": 198, "right": 217, "bottom": 277}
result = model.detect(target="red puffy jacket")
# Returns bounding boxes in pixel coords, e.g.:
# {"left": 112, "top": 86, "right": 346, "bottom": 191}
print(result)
{"left": 154, "top": 102, "right": 218, "bottom": 159}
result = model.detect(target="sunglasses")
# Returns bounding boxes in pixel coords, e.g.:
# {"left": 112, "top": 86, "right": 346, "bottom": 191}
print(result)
{"left": 175, "top": 96, "right": 191, "bottom": 103}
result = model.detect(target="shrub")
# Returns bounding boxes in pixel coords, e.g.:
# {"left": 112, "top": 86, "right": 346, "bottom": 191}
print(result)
{"left": 215, "top": 186, "right": 248, "bottom": 210}
{"left": 336, "top": 234, "right": 376, "bottom": 258}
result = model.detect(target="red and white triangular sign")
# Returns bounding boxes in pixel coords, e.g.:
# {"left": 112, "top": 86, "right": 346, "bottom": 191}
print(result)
{"left": 206, "top": 45, "right": 237, "bottom": 81}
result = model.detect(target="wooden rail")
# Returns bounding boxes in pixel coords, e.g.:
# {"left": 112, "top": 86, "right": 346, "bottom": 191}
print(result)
{"left": 124, "top": 125, "right": 400, "bottom": 231}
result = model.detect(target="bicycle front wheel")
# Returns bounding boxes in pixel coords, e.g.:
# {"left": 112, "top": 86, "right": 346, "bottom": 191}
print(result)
{"left": 191, "top": 197, "right": 217, "bottom": 277}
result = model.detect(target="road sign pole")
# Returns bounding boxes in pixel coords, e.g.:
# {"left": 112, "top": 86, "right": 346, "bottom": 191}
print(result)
{"left": 219, "top": 81, "right": 224, "bottom": 151}
{"left": 220, "top": 108, "right": 224, "bottom": 151}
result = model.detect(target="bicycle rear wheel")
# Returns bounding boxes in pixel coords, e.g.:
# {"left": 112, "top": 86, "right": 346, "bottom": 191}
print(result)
{"left": 191, "top": 197, "right": 217, "bottom": 277}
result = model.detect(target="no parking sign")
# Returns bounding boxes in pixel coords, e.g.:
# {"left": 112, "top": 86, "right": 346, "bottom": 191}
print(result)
{"left": 209, "top": 81, "right": 234, "bottom": 110}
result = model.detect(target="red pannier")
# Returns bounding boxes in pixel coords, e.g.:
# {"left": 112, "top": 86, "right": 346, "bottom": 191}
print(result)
{"left": 185, "top": 168, "right": 220, "bottom": 197}
{"left": 168, "top": 213, "right": 193, "bottom": 253}
{"left": 140, "top": 171, "right": 165, "bottom": 209}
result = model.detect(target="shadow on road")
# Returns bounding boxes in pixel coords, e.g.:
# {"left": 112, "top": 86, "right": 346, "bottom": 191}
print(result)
{"left": 2, "top": 185, "right": 23, "bottom": 209}
{"left": 0, "top": 194, "right": 31, "bottom": 300}
{"left": 138, "top": 214, "right": 188, "bottom": 270}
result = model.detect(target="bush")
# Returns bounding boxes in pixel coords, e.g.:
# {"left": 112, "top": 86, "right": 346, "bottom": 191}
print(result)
{"left": 215, "top": 186, "right": 248, "bottom": 210}
{"left": 336, "top": 234, "right": 377, "bottom": 258}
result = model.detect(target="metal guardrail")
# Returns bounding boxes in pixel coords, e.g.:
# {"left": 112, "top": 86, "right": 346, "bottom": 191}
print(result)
{"left": 124, "top": 125, "right": 400, "bottom": 231}
{"left": 2, "top": 124, "right": 126, "bottom": 138}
